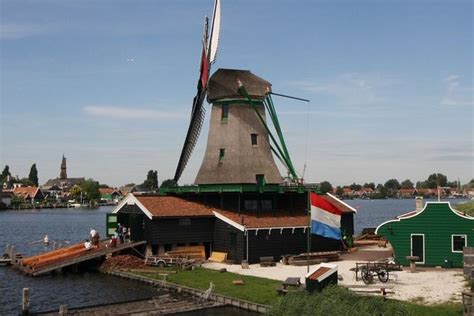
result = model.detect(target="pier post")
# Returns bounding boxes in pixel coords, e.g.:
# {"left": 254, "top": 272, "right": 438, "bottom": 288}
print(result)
{"left": 11, "top": 246, "right": 17, "bottom": 264}
{"left": 59, "top": 305, "right": 68, "bottom": 315}
{"left": 22, "top": 288, "right": 29, "bottom": 315}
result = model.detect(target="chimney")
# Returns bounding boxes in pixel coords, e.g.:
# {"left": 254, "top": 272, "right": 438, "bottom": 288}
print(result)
{"left": 415, "top": 196, "right": 423, "bottom": 212}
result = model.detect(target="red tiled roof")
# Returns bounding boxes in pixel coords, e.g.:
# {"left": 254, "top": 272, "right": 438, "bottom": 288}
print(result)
{"left": 99, "top": 188, "right": 116, "bottom": 195}
{"left": 134, "top": 195, "right": 216, "bottom": 217}
{"left": 215, "top": 209, "right": 309, "bottom": 228}
{"left": 13, "top": 186, "right": 40, "bottom": 199}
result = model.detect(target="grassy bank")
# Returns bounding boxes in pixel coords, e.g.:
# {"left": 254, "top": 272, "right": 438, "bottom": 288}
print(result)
{"left": 136, "top": 267, "right": 281, "bottom": 305}
{"left": 132, "top": 268, "right": 462, "bottom": 315}
{"left": 455, "top": 200, "right": 474, "bottom": 216}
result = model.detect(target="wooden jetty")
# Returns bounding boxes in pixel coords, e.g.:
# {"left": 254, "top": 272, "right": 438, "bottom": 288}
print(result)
{"left": 15, "top": 240, "right": 146, "bottom": 277}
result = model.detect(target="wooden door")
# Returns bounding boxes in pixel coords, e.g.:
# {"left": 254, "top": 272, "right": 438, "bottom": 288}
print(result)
{"left": 411, "top": 234, "right": 425, "bottom": 264}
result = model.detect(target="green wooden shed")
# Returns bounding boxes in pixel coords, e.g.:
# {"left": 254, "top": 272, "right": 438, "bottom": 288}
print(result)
{"left": 375, "top": 202, "right": 474, "bottom": 268}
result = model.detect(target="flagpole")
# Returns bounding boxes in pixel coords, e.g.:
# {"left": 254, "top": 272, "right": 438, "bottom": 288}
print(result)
{"left": 307, "top": 189, "right": 311, "bottom": 273}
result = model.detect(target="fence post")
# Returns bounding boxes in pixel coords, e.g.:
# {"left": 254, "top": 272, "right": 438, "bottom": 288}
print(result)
{"left": 59, "top": 305, "right": 68, "bottom": 315}
{"left": 22, "top": 288, "right": 29, "bottom": 316}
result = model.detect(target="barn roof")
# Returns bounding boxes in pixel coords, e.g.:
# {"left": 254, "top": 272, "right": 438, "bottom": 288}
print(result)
{"left": 214, "top": 209, "right": 309, "bottom": 230}
{"left": 114, "top": 194, "right": 216, "bottom": 219}
{"left": 207, "top": 68, "right": 271, "bottom": 102}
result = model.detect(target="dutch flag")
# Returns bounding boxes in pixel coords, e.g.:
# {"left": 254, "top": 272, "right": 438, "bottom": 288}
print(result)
{"left": 310, "top": 192, "right": 342, "bottom": 240}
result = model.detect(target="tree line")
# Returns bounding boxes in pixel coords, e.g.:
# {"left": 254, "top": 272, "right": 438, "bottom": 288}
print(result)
{"left": 318, "top": 173, "right": 473, "bottom": 198}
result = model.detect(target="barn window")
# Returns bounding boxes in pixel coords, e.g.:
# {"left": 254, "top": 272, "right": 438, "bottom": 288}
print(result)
{"left": 452, "top": 235, "right": 467, "bottom": 252}
{"left": 179, "top": 218, "right": 191, "bottom": 226}
{"left": 261, "top": 200, "right": 272, "bottom": 210}
{"left": 219, "top": 148, "right": 225, "bottom": 162}
{"left": 221, "top": 104, "right": 229, "bottom": 122}
{"left": 244, "top": 200, "right": 258, "bottom": 210}
{"left": 251, "top": 133, "right": 258, "bottom": 146}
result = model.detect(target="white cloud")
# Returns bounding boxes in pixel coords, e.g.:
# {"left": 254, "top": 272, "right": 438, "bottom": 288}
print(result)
{"left": 0, "top": 22, "right": 49, "bottom": 39}
{"left": 83, "top": 105, "right": 185, "bottom": 119}
{"left": 441, "top": 75, "right": 473, "bottom": 106}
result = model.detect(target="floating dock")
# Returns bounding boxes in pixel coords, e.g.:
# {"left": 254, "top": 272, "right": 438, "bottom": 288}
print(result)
{"left": 15, "top": 240, "right": 146, "bottom": 277}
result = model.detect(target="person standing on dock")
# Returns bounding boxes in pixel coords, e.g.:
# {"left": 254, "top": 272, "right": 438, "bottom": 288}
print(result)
{"left": 117, "top": 224, "right": 124, "bottom": 244}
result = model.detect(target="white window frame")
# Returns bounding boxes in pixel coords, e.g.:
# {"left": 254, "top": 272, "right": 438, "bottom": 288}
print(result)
{"left": 451, "top": 234, "right": 467, "bottom": 253}
{"left": 410, "top": 233, "right": 425, "bottom": 264}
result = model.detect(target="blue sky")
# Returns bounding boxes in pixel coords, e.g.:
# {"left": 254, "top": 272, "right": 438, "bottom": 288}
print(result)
{"left": 1, "top": 0, "right": 472, "bottom": 187}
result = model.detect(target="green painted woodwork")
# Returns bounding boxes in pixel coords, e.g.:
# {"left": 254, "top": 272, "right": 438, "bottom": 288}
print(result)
{"left": 159, "top": 183, "right": 319, "bottom": 194}
{"left": 106, "top": 213, "right": 118, "bottom": 237}
{"left": 237, "top": 85, "right": 299, "bottom": 181}
{"left": 376, "top": 202, "right": 474, "bottom": 267}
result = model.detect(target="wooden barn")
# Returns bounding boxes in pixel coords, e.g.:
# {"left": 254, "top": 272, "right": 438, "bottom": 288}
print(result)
{"left": 111, "top": 192, "right": 356, "bottom": 263}
{"left": 375, "top": 202, "right": 474, "bottom": 268}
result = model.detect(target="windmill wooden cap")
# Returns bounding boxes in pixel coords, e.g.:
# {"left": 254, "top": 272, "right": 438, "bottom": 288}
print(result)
{"left": 207, "top": 68, "right": 272, "bottom": 102}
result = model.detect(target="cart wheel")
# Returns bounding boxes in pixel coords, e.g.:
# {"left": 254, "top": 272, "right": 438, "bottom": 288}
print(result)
{"left": 378, "top": 269, "right": 389, "bottom": 283}
{"left": 361, "top": 270, "right": 373, "bottom": 284}
{"left": 157, "top": 261, "right": 165, "bottom": 268}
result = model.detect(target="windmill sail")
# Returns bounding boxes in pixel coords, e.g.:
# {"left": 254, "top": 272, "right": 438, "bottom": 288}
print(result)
{"left": 208, "top": 0, "right": 221, "bottom": 64}
{"left": 173, "top": 1, "right": 221, "bottom": 183}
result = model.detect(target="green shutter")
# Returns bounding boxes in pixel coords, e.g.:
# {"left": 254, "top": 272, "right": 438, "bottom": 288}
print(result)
{"left": 106, "top": 213, "right": 118, "bottom": 237}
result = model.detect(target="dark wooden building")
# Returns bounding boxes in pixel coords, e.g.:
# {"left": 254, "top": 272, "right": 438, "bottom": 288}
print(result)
{"left": 112, "top": 192, "right": 356, "bottom": 263}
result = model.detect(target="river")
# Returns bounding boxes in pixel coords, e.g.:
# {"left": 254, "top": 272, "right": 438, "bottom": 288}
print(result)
{"left": 0, "top": 198, "right": 469, "bottom": 314}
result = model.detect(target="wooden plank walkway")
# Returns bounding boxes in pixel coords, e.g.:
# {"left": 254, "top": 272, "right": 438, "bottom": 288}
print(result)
{"left": 15, "top": 240, "right": 146, "bottom": 277}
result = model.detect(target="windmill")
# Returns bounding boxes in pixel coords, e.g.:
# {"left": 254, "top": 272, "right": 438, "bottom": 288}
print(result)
{"left": 174, "top": 0, "right": 301, "bottom": 187}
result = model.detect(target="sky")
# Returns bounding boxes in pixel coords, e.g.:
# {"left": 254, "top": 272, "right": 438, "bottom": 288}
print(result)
{"left": 1, "top": 0, "right": 472, "bottom": 187}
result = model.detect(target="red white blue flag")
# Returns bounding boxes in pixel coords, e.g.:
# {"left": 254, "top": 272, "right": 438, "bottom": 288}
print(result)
{"left": 310, "top": 192, "right": 342, "bottom": 240}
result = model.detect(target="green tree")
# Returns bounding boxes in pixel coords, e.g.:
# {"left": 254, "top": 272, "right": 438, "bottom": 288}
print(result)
{"left": 335, "top": 186, "right": 344, "bottom": 196}
{"left": 160, "top": 179, "right": 177, "bottom": 188}
{"left": 400, "top": 179, "right": 414, "bottom": 189}
{"left": 28, "top": 163, "right": 39, "bottom": 186}
{"left": 426, "top": 173, "right": 447, "bottom": 189}
{"left": 80, "top": 179, "right": 100, "bottom": 202}
{"left": 349, "top": 183, "right": 361, "bottom": 191}
{"left": 319, "top": 181, "right": 333, "bottom": 194}
{"left": 363, "top": 182, "right": 376, "bottom": 190}
{"left": 1, "top": 165, "right": 11, "bottom": 182}
{"left": 384, "top": 179, "right": 401, "bottom": 197}
{"left": 20, "top": 178, "right": 34, "bottom": 186}
{"left": 69, "top": 185, "right": 83, "bottom": 201}
{"left": 376, "top": 184, "right": 387, "bottom": 197}
{"left": 143, "top": 170, "right": 158, "bottom": 190}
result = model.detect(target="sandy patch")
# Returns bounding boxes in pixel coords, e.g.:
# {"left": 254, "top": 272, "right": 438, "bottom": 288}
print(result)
{"left": 203, "top": 260, "right": 466, "bottom": 304}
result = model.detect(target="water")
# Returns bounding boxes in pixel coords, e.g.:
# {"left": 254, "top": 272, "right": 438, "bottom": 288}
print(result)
{"left": 345, "top": 198, "right": 470, "bottom": 234}
{"left": 0, "top": 206, "right": 159, "bottom": 315}
{"left": 0, "top": 199, "right": 470, "bottom": 314}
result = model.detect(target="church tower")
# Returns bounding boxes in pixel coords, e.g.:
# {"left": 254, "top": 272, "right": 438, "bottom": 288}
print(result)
{"left": 195, "top": 69, "right": 282, "bottom": 185}
{"left": 60, "top": 155, "right": 67, "bottom": 180}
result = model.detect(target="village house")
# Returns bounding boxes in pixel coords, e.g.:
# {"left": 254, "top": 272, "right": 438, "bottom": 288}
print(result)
{"left": 12, "top": 186, "right": 44, "bottom": 204}
{"left": 99, "top": 188, "right": 122, "bottom": 203}
{"left": 376, "top": 201, "right": 473, "bottom": 268}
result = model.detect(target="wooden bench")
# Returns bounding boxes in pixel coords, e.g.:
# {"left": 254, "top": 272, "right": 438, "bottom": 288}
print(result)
{"left": 260, "top": 256, "right": 276, "bottom": 267}
{"left": 208, "top": 252, "right": 227, "bottom": 263}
